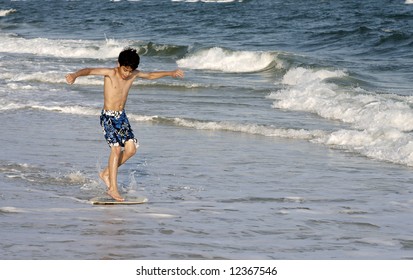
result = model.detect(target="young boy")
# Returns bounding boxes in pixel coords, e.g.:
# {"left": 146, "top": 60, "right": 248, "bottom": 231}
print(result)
{"left": 66, "top": 47, "right": 184, "bottom": 201}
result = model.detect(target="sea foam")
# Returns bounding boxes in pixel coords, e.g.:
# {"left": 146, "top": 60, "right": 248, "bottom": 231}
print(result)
{"left": 177, "top": 47, "right": 279, "bottom": 73}
{"left": 0, "top": 9, "right": 16, "bottom": 17}
{"left": 269, "top": 67, "right": 413, "bottom": 166}
{"left": 134, "top": 115, "right": 326, "bottom": 140}
{"left": 30, "top": 105, "right": 100, "bottom": 116}
{"left": 0, "top": 34, "right": 126, "bottom": 59}
{"left": 270, "top": 67, "right": 413, "bottom": 132}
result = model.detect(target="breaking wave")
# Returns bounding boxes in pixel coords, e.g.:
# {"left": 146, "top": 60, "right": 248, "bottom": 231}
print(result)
{"left": 177, "top": 47, "right": 281, "bottom": 73}
{"left": 268, "top": 67, "right": 413, "bottom": 166}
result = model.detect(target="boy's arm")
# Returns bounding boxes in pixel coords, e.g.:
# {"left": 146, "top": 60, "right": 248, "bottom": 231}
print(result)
{"left": 65, "top": 68, "right": 114, "bottom": 84}
{"left": 135, "top": 69, "right": 184, "bottom": 80}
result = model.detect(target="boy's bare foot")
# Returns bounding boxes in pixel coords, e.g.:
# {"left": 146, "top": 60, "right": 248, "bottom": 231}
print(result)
{"left": 99, "top": 171, "right": 110, "bottom": 190}
{"left": 107, "top": 189, "right": 125, "bottom": 201}
{"left": 100, "top": 171, "right": 124, "bottom": 201}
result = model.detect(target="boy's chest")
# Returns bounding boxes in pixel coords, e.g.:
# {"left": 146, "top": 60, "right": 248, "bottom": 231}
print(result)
{"left": 105, "top": 77, "right": 132, "bottom": 95}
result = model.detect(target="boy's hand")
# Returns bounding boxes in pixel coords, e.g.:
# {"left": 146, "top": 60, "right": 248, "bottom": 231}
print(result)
{"left": 172, "top": 69, "right": 184, "bottom": 79}
{"left": 65, "top": 73, "right": 76, "bottom": 84}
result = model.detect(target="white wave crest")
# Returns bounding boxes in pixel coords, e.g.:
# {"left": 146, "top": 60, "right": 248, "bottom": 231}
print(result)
{"left": 313, "top": 128, "right": 413, "bottom": 166}
{"left": 0, "top": 207, "right": 25, "bottom": 214}
{"left": 270, "top": 67, "right": 413, "bottom": 132}
{"left": 177, "top": 47, "right": 279, "bottom": 73}
{"left": 269, "top": 67, "right": 413, "bottom": 166}
{"left": 0, "top": 101, "right": 102, "bottom": 115}
{"left": 0, "top": 9, "right": 16, "bottom": 17}
{"left": 0, "top": 34, "right": 128, "bottom": 59}
{"left": 0, "top": 100, "right": 27, "bottom": 111}
{"left": 281, "top": 67, "right": 346, "bottom": 86}
{"left": 31, "top": 105, "right": 100, "bottom": 116}
{"left": 9, "top": 72, "right": 70, "bottom": 85}
{"left": 171, "top": 117, "right": 325, "bottom": 140}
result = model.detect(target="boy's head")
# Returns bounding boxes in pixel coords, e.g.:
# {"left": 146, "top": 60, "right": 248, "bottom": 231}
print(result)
{"left": 118, "top": 47, "right": 140, "bottom": 70}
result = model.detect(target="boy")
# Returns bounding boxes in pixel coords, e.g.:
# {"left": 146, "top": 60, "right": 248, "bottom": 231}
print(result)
{"left": 66, "top": 47, "right": 184, "bottom": 201}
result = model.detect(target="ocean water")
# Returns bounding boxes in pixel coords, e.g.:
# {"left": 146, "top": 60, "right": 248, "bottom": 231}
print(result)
{"left": 1, "top": 0, "right": 413, "bottom": 260}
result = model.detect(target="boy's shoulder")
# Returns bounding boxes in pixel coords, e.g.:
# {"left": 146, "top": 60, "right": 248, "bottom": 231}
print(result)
{"left": 106, "top": 67, "right": 118, "bottom": 74}
{"left": 87, "top": 67, "right": 117, "bottom": 77}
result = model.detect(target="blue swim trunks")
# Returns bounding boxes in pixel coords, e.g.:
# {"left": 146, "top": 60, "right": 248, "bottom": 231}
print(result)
{"left": 100, "top": 109, "right": 139, "bottom": 148}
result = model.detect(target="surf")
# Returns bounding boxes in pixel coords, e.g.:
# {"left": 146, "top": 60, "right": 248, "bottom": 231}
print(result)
{"left": 269, "top": 67, "right": 413, "bottom": 132}
{"left": 177, "top": 47, "right": 281, "bottom": 73}
{"left": 0, "top": 9, "right": 16, "bottom": 17}
{"left": 269, "top": 67, "right": 413, "bottom": 166}
{"left": 0, "top": 33, "right": 189, "bottom": 60}
{"left": 0, "top": 33, "right": 125, "bottom": 59}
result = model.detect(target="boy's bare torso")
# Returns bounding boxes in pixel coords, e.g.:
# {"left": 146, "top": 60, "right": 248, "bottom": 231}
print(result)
{"left": 103, "top": 67, "right": 136, "bottom": 111}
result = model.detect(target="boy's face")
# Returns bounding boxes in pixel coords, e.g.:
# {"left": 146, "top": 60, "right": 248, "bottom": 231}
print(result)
{"left": 119, "top": 65, "right": 134, "bottom": 80}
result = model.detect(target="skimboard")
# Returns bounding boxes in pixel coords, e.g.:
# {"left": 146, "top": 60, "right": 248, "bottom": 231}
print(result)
{"left": 90, "top": 196, "right": 148, "bottom": 205}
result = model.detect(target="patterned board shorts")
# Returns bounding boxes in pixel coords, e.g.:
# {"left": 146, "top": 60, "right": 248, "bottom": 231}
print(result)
{"left": 100, "top": 109, "right": 139, "bottom": 148}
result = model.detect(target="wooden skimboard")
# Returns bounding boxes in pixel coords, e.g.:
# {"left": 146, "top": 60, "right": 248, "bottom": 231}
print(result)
{"left": 90, "top": 196, "right": 148, "bottom": 205}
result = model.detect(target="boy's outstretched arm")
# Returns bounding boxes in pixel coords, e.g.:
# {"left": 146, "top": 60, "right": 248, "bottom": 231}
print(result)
{"left": 136, "top": 69, "right": 184, "bottom": 80}
{"left": 65, "top": 68, "right": 113, "bottom": 84}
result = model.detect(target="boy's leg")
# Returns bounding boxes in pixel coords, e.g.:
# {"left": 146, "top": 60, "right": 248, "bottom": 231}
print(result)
{"left": 100, "top": 140, "right": 137, "bottom": 195}
{"left": 107, "top": 145, "right": 124, "bottom": 201}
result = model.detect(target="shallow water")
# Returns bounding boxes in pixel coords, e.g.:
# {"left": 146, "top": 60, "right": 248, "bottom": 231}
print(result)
{"left": 1, "top": 110, "right": 413, "bottom": 259}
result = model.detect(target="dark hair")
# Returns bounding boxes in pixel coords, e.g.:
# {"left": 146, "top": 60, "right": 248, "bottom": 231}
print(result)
{"left": 118, "top": 47, "right": 140, "bottom": 70}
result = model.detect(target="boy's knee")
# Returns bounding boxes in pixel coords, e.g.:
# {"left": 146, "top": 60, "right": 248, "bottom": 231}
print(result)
{"left": 126, "top": 145, "right": 137, "bottom": 157}
{"left": 111, "top": 145, "right": 122, "bottom": 155}
{"left": 127, "top": 140, "right": 138, "bottom": 153}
